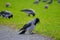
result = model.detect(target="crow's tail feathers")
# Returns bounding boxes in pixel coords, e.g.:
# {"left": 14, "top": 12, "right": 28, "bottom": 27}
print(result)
{"left": 19, "top": 28, "right": 24, "bottom": 31}
{"left": 19, "top": 29, "right": 26, "bottom": 34}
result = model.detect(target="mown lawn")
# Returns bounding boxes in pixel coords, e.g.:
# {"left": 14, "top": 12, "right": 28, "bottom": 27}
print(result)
{"left": 0, "top": 0, "right": 60, "bottom": 40}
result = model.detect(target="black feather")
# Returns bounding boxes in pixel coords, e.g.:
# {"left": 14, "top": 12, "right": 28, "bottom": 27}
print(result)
{"left": 21, "top": 9, "right": 34, "bottom": 13}
{"left": 19, "top": 23, "right": 31, "bottom": 31}
{"left": 19, "top": 29, "right": 26, "bottom": 34}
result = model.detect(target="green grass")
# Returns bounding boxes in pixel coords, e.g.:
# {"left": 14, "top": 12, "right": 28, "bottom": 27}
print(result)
{"left": 0, "top": 0, "right": 60, "bottom": 40}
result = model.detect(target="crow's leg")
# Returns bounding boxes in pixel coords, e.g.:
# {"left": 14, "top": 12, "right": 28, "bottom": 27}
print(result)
{"left": 28, "top": 29, "right": 34, "bottom": 34}
{"left": 28, "top": 14, "right": 30, "bottom": 16}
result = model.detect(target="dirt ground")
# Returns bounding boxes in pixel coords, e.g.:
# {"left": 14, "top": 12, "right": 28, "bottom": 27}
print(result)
{"left": 0, "top": 25, "right": 54, "bottom": 40}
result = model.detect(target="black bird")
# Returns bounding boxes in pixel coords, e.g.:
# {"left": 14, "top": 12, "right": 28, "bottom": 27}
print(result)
{"left": 43, "top": 0, "right": 47, "bottom": 2}
{"left": 47, "top": 0, "right": 53, "bottom": 4}
{"left": 0, "top": 10, "right": 13, "bottom": 19}
{"left": 6, "top": 2, "right": 10, "bottom": 7}
{"left": 58, "top": 0, "right": 60, "bottom": 3}
{"left": 44, "top": 5, "right": 48, "bottom": 9}
{"left": 33, "top": 0, "right": 40, "bottom": 4}
{"left": 19, "top": 18, "right": 40, "bottom": 34}
{"left": 21, "top": 9, "right": 35, "bottom": 16}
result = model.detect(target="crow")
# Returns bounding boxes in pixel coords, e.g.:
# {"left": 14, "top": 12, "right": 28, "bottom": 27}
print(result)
{"left": 6, "top": 2, "right": 10, "bottom": 7}
{"left": 0, "top": 10, "right": 13, "bottom": 19}
{"left": 33, "top": 0, "right": 40, "bottom": 4}
{"left": 21, "top": 9, "right": 35, "bottom": 16}
{"left": 58, "top": 0, "right": 60, "bottom": 3}
{"left": 19, "top": 18, "right": 40, "bottom": 34}
{"left": 47, "top": 0, "right": 53, "bottom": 4}
{"left": 43, "top": 0, "right": 47, "bottom": 2}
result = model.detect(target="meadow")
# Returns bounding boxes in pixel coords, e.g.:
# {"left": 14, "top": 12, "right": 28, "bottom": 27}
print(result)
{"left": 0, "top": 0, "right": 60, "bottom": 40}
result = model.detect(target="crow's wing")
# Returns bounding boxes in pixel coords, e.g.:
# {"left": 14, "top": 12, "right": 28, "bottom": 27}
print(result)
{"left": 21, "top": 9, "right": 33, "bottom": 12}
{"left": 19, "top": 23, "right": 31, "bottom": 31}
